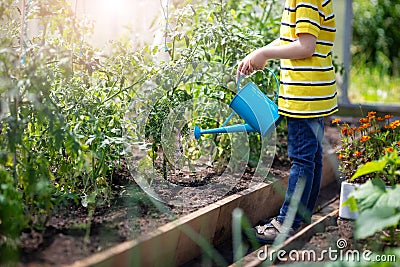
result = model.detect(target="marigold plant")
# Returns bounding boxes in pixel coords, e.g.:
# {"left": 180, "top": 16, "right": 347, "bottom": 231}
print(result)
{"left": 332, "top": 112, "right": 400, "bottom": 184}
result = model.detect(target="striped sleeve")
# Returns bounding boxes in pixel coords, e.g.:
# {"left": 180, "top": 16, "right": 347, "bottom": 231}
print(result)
{"left": 294, "top": 0, "right": 321, "bottom": 37}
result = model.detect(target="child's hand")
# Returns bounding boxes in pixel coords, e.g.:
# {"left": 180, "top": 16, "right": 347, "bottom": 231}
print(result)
{"left": 236, "top": 48, "right": 268, "bottom": 81}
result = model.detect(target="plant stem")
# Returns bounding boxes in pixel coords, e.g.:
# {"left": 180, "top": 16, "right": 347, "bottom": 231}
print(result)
{"left": 390, "top": 227, "right": 396, "bottom": 246}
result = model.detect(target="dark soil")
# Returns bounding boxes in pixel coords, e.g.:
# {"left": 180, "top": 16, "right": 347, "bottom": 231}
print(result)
{"left": 17, "top": 164, "right": 288, "bottom": 267}
{"left": 278, "top": 217, "right": 399, "bottom": 264}
{"left": 15, "top": 118, "right": 341, "bottom": 267}
{"left": 297, "top": 219, "right": 360, "bottom": 262}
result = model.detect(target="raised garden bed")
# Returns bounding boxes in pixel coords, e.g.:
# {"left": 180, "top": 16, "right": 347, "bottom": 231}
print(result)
{"left": 16, "top": 120, "right": 340, "bottom": 267}
{"left": 19, "top": 164, "right": 291, "bottom": 267}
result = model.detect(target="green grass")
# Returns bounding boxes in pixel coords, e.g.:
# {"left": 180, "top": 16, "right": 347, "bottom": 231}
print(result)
{"left": 349, "top": 65, "right": 400, "bottom": 104}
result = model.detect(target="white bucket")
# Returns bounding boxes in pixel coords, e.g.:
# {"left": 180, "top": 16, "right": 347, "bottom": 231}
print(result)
{"left": 339, "top": 181, "right": 359, "bottom": 220}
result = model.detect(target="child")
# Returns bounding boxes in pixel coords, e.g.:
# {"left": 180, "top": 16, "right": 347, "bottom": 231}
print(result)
{"left": 237, "top": 0, "right": 337, "bottom": 243}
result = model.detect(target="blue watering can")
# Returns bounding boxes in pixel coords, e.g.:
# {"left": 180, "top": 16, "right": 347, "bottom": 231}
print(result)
{"left": 194, "top": 68, "right": 282, "bottom": 139}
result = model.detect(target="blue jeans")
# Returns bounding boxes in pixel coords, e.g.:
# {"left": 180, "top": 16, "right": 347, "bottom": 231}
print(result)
{"left": 277, "top": 117, "right": 324, "bottom": 230}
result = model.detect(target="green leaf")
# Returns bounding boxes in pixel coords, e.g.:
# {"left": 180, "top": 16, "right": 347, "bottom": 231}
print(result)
{"left": 375, "top": 185, "right": 400, "bottom": 208}
{"left": 341, "top": 196, "right": 358, "bottom": 212}
{"left": 350, "top": 159, "right": 388, "bottom": 181}
{"left": 85, "top": 135, "right": 96, "bottom": 145}
{"left": 350, "top": 179, "right": 386, "bottom": 211}
{"left": 355, "top": 206, "right": 400, "bottom": 239}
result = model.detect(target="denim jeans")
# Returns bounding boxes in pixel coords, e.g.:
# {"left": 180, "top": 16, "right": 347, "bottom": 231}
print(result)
{"left": 277, "top": 117, "right": 324, "bottom": 230}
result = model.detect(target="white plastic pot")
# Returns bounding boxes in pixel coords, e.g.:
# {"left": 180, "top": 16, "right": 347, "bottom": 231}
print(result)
{"left": 339, "top": 181, "right": 359, "bottom": 220}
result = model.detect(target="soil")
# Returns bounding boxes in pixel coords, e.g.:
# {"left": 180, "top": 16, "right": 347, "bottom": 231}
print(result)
{"left": 15, "top": 118, "right": 342, "bottom": 267}
{"left": 18, "top": 164, "right": 283, "bottom": 267}
{"left": 277, "top": 217, "right": 399, "bottom": 265}
{"left": 290, "top": 218, "right": 361, "bottom": 263}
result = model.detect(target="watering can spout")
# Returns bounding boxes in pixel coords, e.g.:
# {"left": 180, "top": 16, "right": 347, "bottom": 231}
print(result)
{"left": 194, "top": 124, "right": 256, "bottom": 140}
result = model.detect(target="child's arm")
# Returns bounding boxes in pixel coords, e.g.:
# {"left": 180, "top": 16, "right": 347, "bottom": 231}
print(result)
{"left": 266, "top": 38, "right": 281, "bottom": 47}
{"left": 237, "top": 33, "right": 317, "bottom": 78}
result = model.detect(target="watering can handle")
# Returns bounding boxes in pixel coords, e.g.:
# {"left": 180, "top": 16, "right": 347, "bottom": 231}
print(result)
{"left": 237, "top": 67, "right": 280, "bottom": 102}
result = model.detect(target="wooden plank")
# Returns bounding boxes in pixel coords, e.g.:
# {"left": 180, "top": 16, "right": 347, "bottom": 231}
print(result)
{"left": 238, "top": 179, "right": 288, "bottom": 226}
{"left": 70, "top": 152, "right": 339, "bottom": 267}
{"left": 337, "top": 103, "right": 400, "bottom": 117}
{"left": 213, "top": 194, "right": 244, "bottom": 246}
{"left": 231, "top": 210, "right": 339, "bottom": 267}
{"left": 174, "top": 203, "right": 221, "bottom": 265}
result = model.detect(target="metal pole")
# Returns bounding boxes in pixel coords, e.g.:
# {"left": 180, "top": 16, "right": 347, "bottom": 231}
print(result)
{"left": 341, "top": 0, "right": 353, "bottom": 105}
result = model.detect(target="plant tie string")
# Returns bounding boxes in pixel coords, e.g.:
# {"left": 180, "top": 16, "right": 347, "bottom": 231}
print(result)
{"left": 20, "top": 0, "right": 32, "bottom": 65}
{"left": 73, "top": 0, "right": 85, "bottom": 58}
{"left": 161, "top": 0, "right": 170, "bottom": 52}
{"left": 79, "top": 0, "right": 86, "bottom": 57}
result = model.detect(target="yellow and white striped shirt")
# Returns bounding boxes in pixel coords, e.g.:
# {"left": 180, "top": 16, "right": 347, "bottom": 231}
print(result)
{"left": 278, "top": 0, "right": 337, "bottom": 118}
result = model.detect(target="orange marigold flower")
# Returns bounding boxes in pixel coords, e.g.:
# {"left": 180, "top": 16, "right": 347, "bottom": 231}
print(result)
{"left": 359, "top": 118, "right": 369, "bottom": 123}
{"left": 382, "top": 147, "right": 394, "bottom": 154}
{"left": 385, "top": 114, "right": 394, "bottom": 119}
{"left": 367, "top": 111, "right": 377, "bottom": 118}
{"left": 354, "top": 151, "right": 362, "bottom": 157}
{"left": 348, "top": 129, "right": 354, "bottom": 135}
{"left": 387, "top": 121, "right": 399, "bottom": 129}
{"left": 362, "top": 123, "right": 372, "bottom": 128}
{"left": 397, "top": 141, "right": 400, "bottom": 146}
{"left": 377, "top": 116, "right": 385, "bottom": 121}
{"left": 331, "top": 118, "right": 341, "bottom": 125}
{"left": 337, "top": 154, "right": 344, "bottom": 159}
{"left": 341, "top": 127, "right": 354, "bottom": 136}
{"left": 360, "top": 135, "right": 371, "bottom": 142}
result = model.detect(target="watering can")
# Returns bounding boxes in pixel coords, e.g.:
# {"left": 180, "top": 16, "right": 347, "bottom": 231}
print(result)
{"left": 194, "top": 68, "right": 282, "bottom": 140}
